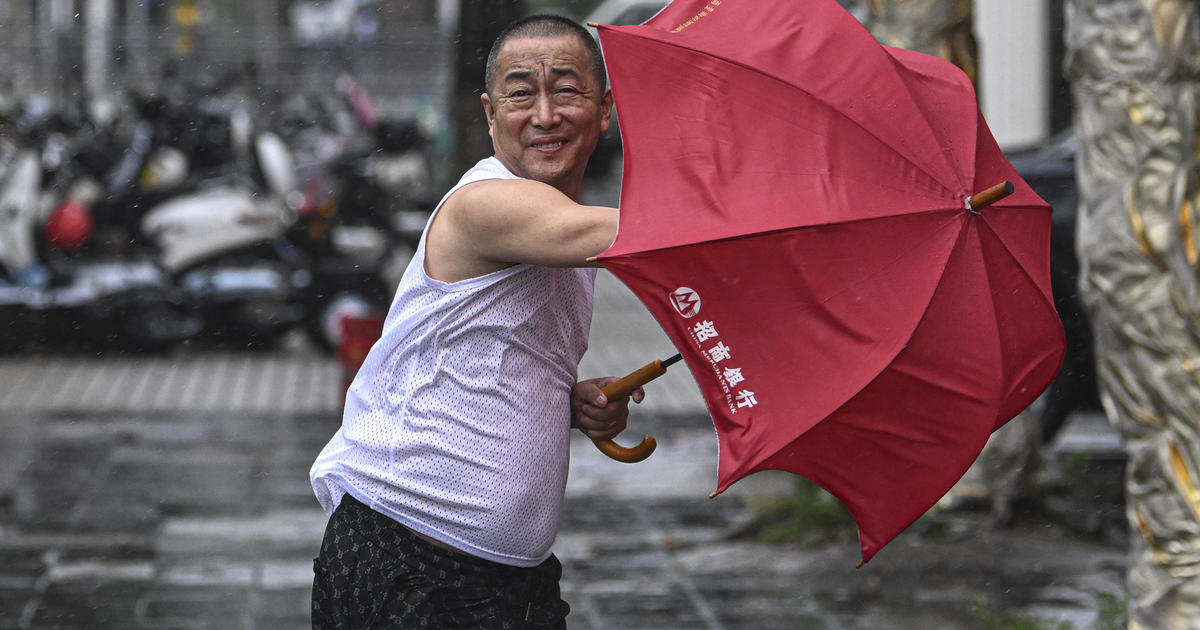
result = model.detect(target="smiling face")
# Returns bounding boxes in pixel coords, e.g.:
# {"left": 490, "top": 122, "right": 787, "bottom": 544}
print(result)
{"left": 481, "top": 34, "right": 613, "bottom": 199}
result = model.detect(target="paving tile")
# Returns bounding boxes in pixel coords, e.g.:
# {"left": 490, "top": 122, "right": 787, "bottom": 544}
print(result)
{"left": 33, "top": 581, "right": 149, "bottom": 630}
{"left": 0, "top": 263, "right": 1131, "bottom": 629}
{"left": 136, "top": 587, "right": 252, "bottom": 626}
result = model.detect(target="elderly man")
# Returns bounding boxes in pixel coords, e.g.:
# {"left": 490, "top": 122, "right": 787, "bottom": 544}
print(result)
{"left": 310, "top": 14, "right": 639, "bottom": 629}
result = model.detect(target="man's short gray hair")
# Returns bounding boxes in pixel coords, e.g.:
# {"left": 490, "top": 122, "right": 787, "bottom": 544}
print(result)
{"left": 484, "top": 14, "right": 607, "bottom": 97}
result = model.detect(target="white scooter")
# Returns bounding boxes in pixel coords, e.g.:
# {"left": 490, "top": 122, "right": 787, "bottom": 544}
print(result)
{"left": 137, "top": 108, "right": 306, "bottom": 348}
{"left": 0, "top": 132, "right": 201, "bottom": 354}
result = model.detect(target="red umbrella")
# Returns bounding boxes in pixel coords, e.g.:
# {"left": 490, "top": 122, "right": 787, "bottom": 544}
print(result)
{"left": 587, "top": 0, "right": 1066, "bottom": 564}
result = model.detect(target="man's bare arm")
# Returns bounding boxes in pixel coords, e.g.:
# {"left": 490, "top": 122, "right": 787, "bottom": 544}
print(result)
{"left": 426, "top": 179, "right": 617, "bottom": 283}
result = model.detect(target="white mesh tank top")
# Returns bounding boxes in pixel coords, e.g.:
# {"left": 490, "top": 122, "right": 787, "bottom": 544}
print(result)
{"left": 310, "top": 157, "right": 598, "bottom": 567}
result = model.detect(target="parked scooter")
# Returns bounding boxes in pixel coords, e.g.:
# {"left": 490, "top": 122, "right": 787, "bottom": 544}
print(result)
{"left": 0, "top": 104, "right": 201, "bottom": 354}
{"left": 0, "top": 137, "right": 50, "bottom": 352}
{"left": 279, "top": 80, "right": 435, "bottom": 352}
{"left": 3, "top": 77, "right": 436, "bottom": 354}
{"left": 128, "top": 98, "right": 307, "bottom": 348}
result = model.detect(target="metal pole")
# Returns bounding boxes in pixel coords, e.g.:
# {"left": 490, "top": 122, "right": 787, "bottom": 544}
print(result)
{"left": 0, "top": 2, "right": 9, "bottom": 95}
{"left": 0, "top": 1, "right": 32, "bottom": 98}
{"left": 84, "top": 0, "right": 114, "bottom": 103}
{"left": 125, "top": 0, "right": 153, "bottom": 93}
{"left": 255, "top": 0, "right": 280, "bottom": 94}
{"left": 37, "top": 0, "right": 58, "bottom": 102}
{"left": 11, "top": 1, "right": 35, "bottom": 96}
{"left": 38, "top": 0, "right": 76, "bottom": 104}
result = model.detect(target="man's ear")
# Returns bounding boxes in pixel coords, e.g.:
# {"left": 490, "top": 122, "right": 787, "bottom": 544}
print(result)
{"left": 481, "top": 92, "right": 496, "bottom": 138}
{"left": 599, "top": 87, "right": 614, "bottom": 133}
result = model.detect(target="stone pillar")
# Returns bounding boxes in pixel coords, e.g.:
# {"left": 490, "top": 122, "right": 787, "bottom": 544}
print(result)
{"left": 1066, "top": 1, "right": 1200, "bottom": 627}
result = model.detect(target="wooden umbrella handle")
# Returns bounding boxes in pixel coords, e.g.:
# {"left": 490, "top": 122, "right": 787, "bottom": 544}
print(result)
{"left": 591, "top": 360, "right": 669, "bottom": 463}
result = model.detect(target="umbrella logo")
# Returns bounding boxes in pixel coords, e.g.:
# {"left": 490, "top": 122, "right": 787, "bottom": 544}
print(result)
{"left": 670, "top": 287, "right": 702, "bottom": 318}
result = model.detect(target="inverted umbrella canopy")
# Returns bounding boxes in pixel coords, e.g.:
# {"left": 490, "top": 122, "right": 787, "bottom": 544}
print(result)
{"left": 593, "top": 0, "right": 1065, "bottom": 563}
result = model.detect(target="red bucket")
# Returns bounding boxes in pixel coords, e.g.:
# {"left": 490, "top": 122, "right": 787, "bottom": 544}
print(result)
{"left": 337, "top": 313, "right": 385, "bottom": 407}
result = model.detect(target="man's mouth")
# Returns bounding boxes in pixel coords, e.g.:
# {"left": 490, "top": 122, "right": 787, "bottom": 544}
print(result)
{"left": 531, "top": 139, "right": 567, "bottom": 150}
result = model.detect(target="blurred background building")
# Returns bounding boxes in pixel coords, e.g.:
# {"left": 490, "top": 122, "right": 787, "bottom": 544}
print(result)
{"left": 0, "top": 0, "right": 1071, "bottom": 150}
{"left": 837, "top": 0, "right": 1071, "bottom": 148}
{"left": 0, "top": 1, "right": 446, "bottom": 113}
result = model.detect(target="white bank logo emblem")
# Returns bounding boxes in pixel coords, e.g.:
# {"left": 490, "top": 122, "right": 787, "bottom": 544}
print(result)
{"left": 670, "top": 287, "right": 701, "bottom": 318}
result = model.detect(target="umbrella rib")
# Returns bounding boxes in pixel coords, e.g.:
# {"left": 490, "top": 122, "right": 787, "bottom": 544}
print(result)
{"left": 607, "top": 29, "right": 962, "bottom": 198}
{"left": 715, "top": 212, "right": 968, "bottom": 484}
{"left": 611, "top": 206, "right": 962, "bottom": 259}
{"left": 879, "top": 47, "right": 974, "bottom": 190}
{"left": 976, "top": 217, "right": 1062, "bottom": 393}
{"left": 978, "top": 218, "right": 1059, "bottom": 316}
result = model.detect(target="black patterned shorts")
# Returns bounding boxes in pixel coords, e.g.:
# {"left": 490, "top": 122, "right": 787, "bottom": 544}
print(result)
{"left": 311, "top": 494, "right": 570, "bottom": 629}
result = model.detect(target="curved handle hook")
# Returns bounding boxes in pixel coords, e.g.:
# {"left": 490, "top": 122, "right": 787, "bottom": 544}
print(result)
{"left": 590, "top": 355, "right": 681, "bottom": 464}
{"left": 593, "top": 434, "right": 658, "bottom": 463}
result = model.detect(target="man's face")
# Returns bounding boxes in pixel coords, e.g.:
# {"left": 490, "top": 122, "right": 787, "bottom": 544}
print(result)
{"left": 482, "top": 34, "right": 613, "bottom": 196}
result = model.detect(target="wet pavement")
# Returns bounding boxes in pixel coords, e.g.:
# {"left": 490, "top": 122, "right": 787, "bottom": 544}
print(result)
{"left": 0, "top": 270, "right": 1130, "bottom": 629}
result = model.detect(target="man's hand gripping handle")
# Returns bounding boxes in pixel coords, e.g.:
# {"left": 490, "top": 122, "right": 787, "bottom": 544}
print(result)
{"left": 591, "top": 355, "right": 681, "bottom": 463}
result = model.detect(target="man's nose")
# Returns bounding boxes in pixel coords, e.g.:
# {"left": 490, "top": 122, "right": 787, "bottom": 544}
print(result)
{"left": 531, "top": 92, "right": 560, "bottom": 128}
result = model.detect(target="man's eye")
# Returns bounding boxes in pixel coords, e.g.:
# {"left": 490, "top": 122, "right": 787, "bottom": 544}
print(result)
{"left": 509, "top": 90, "right": 530, "bottom": 98}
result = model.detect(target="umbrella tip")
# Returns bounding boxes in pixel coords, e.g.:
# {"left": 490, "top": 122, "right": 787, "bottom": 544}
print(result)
{"left": 708, "top": 490, "right": 721, "bottom": 499}
{"left": 965, "top": 181, "right": 1015, "bottom": 214}
{"left": 856, "top": 559, "right": 866, "bottom": 569}
{"left": 585, "top": 256, "right": 598, "bottom": 264}
{"left": 587, "top": 21, "right": 599, "bottom": 27}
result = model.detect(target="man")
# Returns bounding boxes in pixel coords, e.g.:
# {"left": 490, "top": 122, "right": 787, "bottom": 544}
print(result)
{"left": 309, "top": 14, "right": 640, "bottom": 629}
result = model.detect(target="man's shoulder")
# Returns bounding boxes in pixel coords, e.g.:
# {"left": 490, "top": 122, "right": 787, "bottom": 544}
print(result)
{"left": 460, "top": 156, "right": 520, "bottom": 186}
{"left": 435, "top": 158, "right": 520, "bottom": 219}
